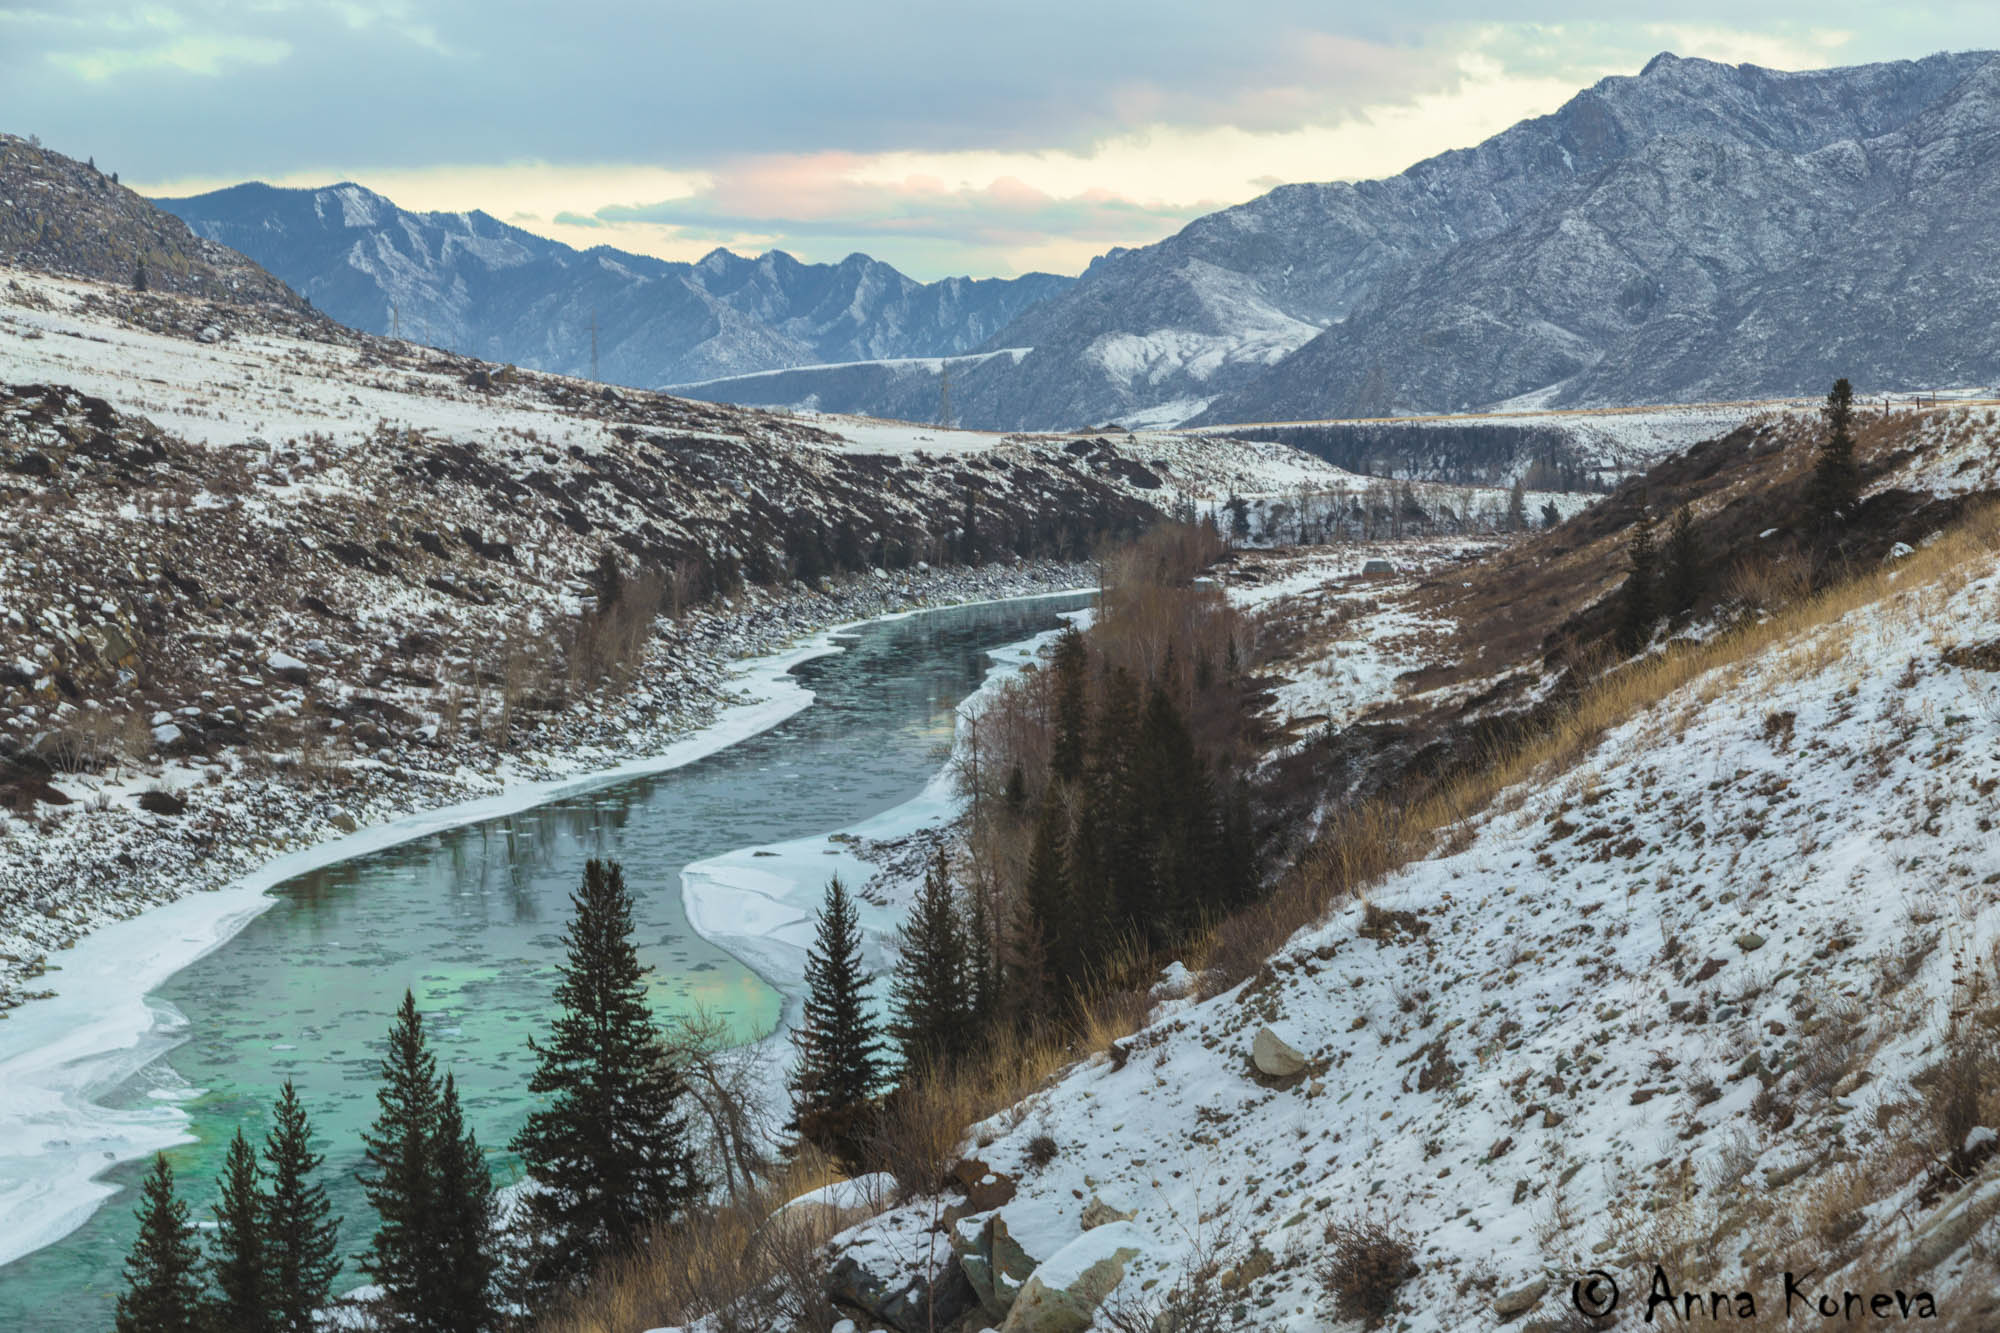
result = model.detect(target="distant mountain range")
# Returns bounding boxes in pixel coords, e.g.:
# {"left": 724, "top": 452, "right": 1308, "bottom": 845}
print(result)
{"left": 155, "top": 182, "right": 1070, "bottom": 387}
{"left": 147, "top": 49, "right": 2000, "bottom": 430}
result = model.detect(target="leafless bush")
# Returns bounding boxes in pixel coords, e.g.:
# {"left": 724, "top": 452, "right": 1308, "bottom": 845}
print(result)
{"left": 1318, "top": 1216, "right": 1417, "bottom": 1328}
{"left": 661, "top": 1005, "right": 780, "bottom": 1205}
{"left": 43, "top": 706, "right": 139, "bottom": 774}
{"left": 568, "top": 568, "right": 666, "bottom": 688}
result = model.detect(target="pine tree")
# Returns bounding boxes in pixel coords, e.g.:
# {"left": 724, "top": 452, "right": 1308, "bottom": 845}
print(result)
{"left": 207, "top": 1129, "right": 272, "bottom": 1333}
{"left": 513, "top": 859, "right": 703, "bottom": 1296}
{"left": 1020, "top": 795, "right": 1072, "bottom": 989}
{"left": 593, "top": 549, "right": 623, "bottom": 608}
{"left": 1806, "top": 377, "right": 1861, "bottom": 537}
{"left": 888, "top": 851, "right": 974, "bottom": 1077}
{"left": 1048, "top": 628, "right": 1088, "bottom": 784}
{"left": 1506, "top": 477, "right": 1528, "bottom": 533}
{"left": 789, "top": 876, "right": 885, "bottom": 1169}
{"left": 430, "top": 1074, "right": 500, "bottom": 1333}
{"left": 1614, "top": 508, "right": 1659, "bottom": 654}
{"left": 965, "top": 878, "right": 998, "bottom": 1031}
{"left": 1224, "top": 493, "right": 1251, "bottom": 543}
{"left": 1002, "top": 763, "right": 1028, "bottom": 818}
{"left": 115, "top": 1155, "right": 204, "bottom": 1333}
{"left": 133, "top": 260, "right": 149, "bottom": 293}
{"left": 1086, "top": 668, "right": 1145, "bottom": 941}
{"left": 1661, "top": 505, "right": 1705, "bottom": 621}
{"left": 360, "top": 991, "right": 441, "bottom": 1326}
{"left": 261, "top": 1081, "right": 342, "bottom": 1333}
{"left": 1130, "top": 681, "right": 1208, "bottom": 947}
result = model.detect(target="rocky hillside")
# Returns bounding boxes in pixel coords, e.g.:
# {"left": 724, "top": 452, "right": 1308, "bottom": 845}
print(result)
{"left": 1197, "top": 52, "right": 2000, "bottom": 424}
{"left": 0, "top": 134, "right": 307, "bottom": 313}
{"left": 156, "top": 181, "right": 1070, "bottom": 386}
{"left": 802, "top": 392, "right": 2000, "bottom": 1333}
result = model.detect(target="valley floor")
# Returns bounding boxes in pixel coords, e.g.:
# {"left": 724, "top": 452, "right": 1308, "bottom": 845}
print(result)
{"left": 0, "top": 560, "right": 1093, "bottom": 1012}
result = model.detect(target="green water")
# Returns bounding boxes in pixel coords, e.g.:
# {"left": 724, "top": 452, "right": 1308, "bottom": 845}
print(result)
{"left": 0, "top": 593, "right": 1090, "bottom": 1330}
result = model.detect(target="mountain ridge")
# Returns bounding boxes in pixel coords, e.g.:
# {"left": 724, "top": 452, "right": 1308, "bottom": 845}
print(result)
{"left": 155, "top": 179, "right": 1072, "bottom": 387}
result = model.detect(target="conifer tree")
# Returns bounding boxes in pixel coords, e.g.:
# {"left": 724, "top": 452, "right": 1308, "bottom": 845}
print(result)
{"left": 888, "top": 851, "right": 974, "bottom": 1077}
{"left": 959, "top": 488, "right": 981, "bottom": 565}
{"left": 207, "top": 1128, "right": 272, "bottom": 1333}
{"left": 261, "top": 1081, "right": 342, "bottom": 1333}
{"left": 115, "top": 1154, "right": 204, "bottom": 1333}
{"left": 1085, "top": 667, "right": 1145, "bottom": 941}
{"left": 1048, "top": 628, "right": 1089, "bottom": 784}
{"left": 1224, "top": 492, "right": 1251, "bottom": 543}
{"left": 360, "top": 991, "right": 441, "bottom": 1325}
{"left": 1220, "top": 778, "right": 1259, "bottom": 911}
{"left": 1002, "top": 763, "right": 1028, "bottom": 818}
{"left": 1661, "top": 505, "right": 1705, "bottom": 621}
{"left": 1020, "top": 796, "right": 1073, "bottom": 988}
{"left": 1506, "top": 477, "right": 1528, "bottom": 533}
{"left": 965, "top": 878, "right": 998, "bottom": 1030}
{"left": 513, "top": 859, "right": 703, "bottom": 1296}
{"left": 429, "top": 1074, "right": 500, "bottom": 1333}
{"left": 1130, "top": 681, "right": 1208, "bottom": 946}
{"left": 1613, "top": 508, "right": 1658, "bottom": 654}
{"left": 1806, "top": 377, "right": 1861, "bottom": 537}
{"left": 789, "top": 876, "right": 885, "bottom": 1169}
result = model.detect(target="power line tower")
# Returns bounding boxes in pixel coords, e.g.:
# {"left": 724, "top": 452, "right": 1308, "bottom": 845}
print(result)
{"left": 937, "top": 362, "right": 953, "bottom": 429}
{"left": 390, "top": 302, "right": 400, "bottom": 340}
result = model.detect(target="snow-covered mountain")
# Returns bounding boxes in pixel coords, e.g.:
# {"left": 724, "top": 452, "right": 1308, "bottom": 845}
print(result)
{"left": 154, "top": 181, "right": 1071, "bottom": 388}
{"left": 1196, "top": 51, "right": 2000, "bottom": 423}
{"left": 676, "top": 50, "right": 2000, "bottom": 432}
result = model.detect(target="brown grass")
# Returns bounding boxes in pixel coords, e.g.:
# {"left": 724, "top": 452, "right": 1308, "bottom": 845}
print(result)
{"left": 529, "top": 1152, "right": 851, "bottom": 1333}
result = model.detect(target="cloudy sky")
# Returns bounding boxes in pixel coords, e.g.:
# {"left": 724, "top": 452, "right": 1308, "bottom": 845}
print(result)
{"left": 3, "top": 3, "right": 1995, "bottom": 279}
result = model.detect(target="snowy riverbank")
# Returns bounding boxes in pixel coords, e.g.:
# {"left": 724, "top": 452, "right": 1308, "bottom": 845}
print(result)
{"left": 0, "top": 570, "right": 1092, "bottom": 1273}
{"left": 679, "top": 605, "right": 1092, "bottom": 1110}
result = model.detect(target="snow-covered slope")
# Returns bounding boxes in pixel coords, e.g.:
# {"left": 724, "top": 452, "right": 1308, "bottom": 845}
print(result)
{"left": 824, "top": 508, "right": 2000, "bottom": 1332}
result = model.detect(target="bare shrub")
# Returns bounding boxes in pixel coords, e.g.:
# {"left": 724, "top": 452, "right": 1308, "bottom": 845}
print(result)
{"left": 568, "top": 567, "right": 665, "bottom": 688}
{"left": 1317, "top": 1217, "right": 1417, "bottom": 1328}
{"left": 662, "top": 1005, "right": 782, "bottom": 1205}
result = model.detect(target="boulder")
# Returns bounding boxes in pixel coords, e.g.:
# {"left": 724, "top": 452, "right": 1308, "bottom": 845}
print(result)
{"left": 956, "top": 1210, "right": 1042, "bottom": 1317}
{"left": 265, "top": 650, "right": 311, "bottom": 685}
{"left": 1000, "top": 1222, "right": 1146, "bottom": 1333}
{"left": 1494, "top": 1275, "right": 1550, "bottom": 1318}
{"left": 1252, "top": 1025, "right": 1308, "bottom": 1077}
{"left": 137, "top": 789, "right": 187, "bottom": 816}
{"left": 950, "top": 1157, "right": 1019, "bottom": 1212}
{"left": 1079, "top": 1194, "right": 1135, "bottom": 1231}
{"left": 825, "top": 1252, "right": 978, "bottom": 1332}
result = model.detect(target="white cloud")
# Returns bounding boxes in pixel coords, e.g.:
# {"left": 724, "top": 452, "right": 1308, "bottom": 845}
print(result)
{"left": 48, "top": 32, "right": 291, "bottom": 80}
